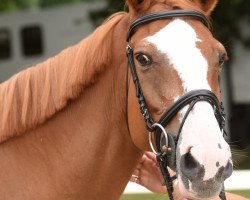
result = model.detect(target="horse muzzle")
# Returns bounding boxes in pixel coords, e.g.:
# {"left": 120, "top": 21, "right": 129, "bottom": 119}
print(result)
{"left": 177, "top": 150, "right": 233, "bottom": 199}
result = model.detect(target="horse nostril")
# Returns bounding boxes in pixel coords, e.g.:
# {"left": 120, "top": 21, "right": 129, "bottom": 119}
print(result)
{"left": 180, "top": 151, "right": 202, "bottom": 180}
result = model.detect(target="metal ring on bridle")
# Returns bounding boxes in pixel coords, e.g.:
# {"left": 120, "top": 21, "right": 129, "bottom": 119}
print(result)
{"left": 149, "top": 123, "right": 169, "bottom": 155}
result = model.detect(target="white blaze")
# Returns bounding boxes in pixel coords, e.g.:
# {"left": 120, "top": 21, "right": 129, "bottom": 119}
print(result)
{"left": 146, "top": 19, "right": 231, "bottom": 181}
{"left": 147, "top": 19, "right": 210, "bottom": 92}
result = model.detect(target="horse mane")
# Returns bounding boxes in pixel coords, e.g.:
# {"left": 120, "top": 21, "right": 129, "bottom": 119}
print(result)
{"left": 127, "top": 0, "right": 209, "bottom": 16}
{"left": 0, "top": 12, "right": 126, "bottom": 143}
{"left": 164, "top": 0, "right": 207, "bottom": 15}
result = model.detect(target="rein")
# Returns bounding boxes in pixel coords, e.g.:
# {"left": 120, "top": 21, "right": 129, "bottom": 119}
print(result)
{"left": 126, "top": 10, "right": 227, "bottom": 200}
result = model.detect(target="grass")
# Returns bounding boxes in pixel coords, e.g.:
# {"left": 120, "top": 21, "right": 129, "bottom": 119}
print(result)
{"left": 228, "top": 190, "right": 250, "bottom": 198}
{"left": 120, "top": 193, "right": 168, "bottom": 200}
{"left": 120, "top": 190, "right": 250, "bottom": 200}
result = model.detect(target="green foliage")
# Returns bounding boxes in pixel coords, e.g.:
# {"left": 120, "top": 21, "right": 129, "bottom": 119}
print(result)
{"left": 39, "top": 0, "right": 95, "bottom": 8}
{"left": 0, "top": 0, "right": 99, "bottom": 12}
{"left": 0, "top": 0, "right": 40, "bottom": 12}
{"left": 89, "top": 0, "right": 125, "bottom": 26}
{"left": 212, "top": 0, "right": 250, "bottom": 57}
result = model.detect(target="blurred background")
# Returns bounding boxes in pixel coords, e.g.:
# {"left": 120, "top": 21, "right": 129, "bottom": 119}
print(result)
{"left": 0, "top": 0, "right": 249, "bottom": 192}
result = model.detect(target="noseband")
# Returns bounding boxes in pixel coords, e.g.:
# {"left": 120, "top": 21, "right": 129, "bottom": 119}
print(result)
{"left": 126, "top": 10, "right": 227, "bottom": 200}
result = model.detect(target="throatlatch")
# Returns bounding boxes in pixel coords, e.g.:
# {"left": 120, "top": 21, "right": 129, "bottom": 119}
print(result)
{"left": 126, "top": 10, "right": 227, "bottom": 200}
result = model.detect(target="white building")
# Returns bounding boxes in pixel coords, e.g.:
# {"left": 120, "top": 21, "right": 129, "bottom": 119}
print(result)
{"left": 0, "top": 1, "right": 105, "bottom": 82}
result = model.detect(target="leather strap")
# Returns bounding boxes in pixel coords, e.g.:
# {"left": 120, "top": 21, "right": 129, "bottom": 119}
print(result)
{"left": 127, "top": 10, "right": 209, "bottom": 41}
{"left": 157, "top": 90, "right": 221, "bottom": 127}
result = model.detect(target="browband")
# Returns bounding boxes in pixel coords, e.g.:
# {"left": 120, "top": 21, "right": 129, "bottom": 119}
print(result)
{"left": 127, "top": 10, "right": 209, "bottom": 42}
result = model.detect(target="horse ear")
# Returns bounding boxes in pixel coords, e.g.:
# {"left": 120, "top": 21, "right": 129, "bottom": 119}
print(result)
{"left": 126, "top": 0, "right": 146, "bottom": 12}
{"left": 193, "top": 0, "right": 218, "bottom": 15}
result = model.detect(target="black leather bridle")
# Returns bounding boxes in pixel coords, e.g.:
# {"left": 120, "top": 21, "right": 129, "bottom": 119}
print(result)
{"left": 126, "top": 10, "right": 227, "bottom": 200}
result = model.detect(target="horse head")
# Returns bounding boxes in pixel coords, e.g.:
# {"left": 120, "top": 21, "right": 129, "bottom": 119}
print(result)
{"left": 126, "top": 0, "right": 232, "bottom": 199}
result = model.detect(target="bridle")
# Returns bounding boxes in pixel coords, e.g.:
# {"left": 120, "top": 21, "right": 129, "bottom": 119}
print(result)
{"left": 126, "top": 10, "right": 227, "bottom": 200}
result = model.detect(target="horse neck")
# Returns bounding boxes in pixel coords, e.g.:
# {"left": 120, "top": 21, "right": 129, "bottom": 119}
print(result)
{"left": 0, "top": 15, "right": 143, "bottom": 200}
{"left": 39, "top": 38, "right": 142, "bottom": 199}
{"left": 48, "top": 66, "right": 142, "bottom": 199}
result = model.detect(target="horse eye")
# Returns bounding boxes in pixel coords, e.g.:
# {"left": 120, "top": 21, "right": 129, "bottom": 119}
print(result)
{"left": 219, "top": 53, "right": 227, "bottom": 68}
{"left": 136, "top": 53, "right": 153, "bottom": 67}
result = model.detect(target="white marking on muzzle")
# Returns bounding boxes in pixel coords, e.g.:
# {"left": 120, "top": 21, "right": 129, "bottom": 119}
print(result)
{"left": 147, "top": 19, "right": 231, "bottom": 181}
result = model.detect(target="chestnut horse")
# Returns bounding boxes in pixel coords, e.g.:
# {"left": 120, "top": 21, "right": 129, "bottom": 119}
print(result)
{"left": 0, "top": 0, "right": 233, "bottom": 199}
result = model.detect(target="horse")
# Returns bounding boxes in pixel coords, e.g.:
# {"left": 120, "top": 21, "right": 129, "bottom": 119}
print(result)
{"left": 0, "top": 0, "right": 233, "bottom": 199}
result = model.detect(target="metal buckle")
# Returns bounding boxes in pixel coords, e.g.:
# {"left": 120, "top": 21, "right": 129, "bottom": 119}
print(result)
{"left": 149, "top": 123, "right": 169, "bottom": 155}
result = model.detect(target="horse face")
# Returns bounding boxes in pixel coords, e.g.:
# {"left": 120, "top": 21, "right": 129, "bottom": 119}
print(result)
{"left": 127, "top": 0, "right": 232, "bottom": 199}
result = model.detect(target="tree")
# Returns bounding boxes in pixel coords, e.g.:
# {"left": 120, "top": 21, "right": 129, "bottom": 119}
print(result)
{"left": 0, "top": 0, "right": 97, "bottom": 12}
{"left": 212, "top": 0, "right": 250, "bottom": 57}
{"left": 39, "top": 0, "right": 94, "bottom": 8}
{"left": 0, "top": 0, "right": 39, "bottom": 12}
{"left": 89, "top": 0, "right": 125, "bottom": 26}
